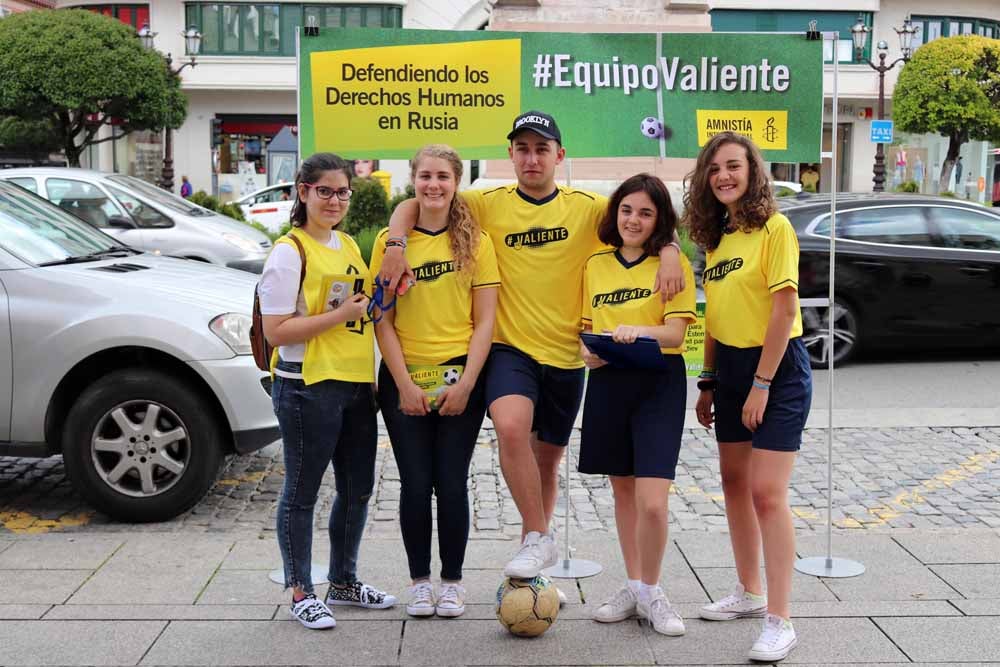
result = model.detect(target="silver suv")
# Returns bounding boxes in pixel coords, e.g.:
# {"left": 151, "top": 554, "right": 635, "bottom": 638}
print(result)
{"left": 0, "top": 167, "right": 271, "bottom": 273}
{"left": 0, "top": 179, "right": 278, "bottom": 522}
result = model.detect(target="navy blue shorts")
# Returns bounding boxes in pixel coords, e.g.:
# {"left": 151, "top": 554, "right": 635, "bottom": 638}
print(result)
{"left": 485, "top": 344, "right": 585, "bottom": 447}
{"left": 578, "top": 355, "right": 687, "bottom": 479}
{"left": 713, "top": 338, "right": 812, "bottom": 452}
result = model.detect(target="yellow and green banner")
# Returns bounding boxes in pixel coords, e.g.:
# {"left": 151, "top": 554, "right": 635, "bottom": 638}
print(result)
{"left": 299, "top": 28, "right": 823, "bottom": 162}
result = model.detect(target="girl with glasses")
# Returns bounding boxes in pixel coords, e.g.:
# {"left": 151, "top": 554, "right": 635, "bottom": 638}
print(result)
{"left": 258, "top": 152, "right": 396, "bottom": 630}
{"left": 369, "top": 145, "right": 499, "bottom": 618}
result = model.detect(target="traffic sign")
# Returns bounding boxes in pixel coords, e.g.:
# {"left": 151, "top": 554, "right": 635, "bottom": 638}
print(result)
{"left": 870, "top": 120, "right": 893, "bottom": 144}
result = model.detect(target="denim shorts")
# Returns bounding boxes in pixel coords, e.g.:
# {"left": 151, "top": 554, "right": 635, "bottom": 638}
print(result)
{"left": 484, "top": 343, "right": 585, "bottom": 447}
{"left": 713, "top": 338, "right": 813, "bottom": 452}
{"left": 578, "top": 354, "right": 687, "bottom": 479}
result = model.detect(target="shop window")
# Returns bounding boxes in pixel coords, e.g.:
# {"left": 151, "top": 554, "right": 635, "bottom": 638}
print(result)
{"left": 73, "top": 4, "right": 150, "bottom": 29}
{"left": 709, "top": 10, "right": 872, "bottom": 64}
{"left": 912, "top": 15, "right": 1000, "bottom": 50}
{"left": 186, "top": 3, "right": 403, "bottom": 55}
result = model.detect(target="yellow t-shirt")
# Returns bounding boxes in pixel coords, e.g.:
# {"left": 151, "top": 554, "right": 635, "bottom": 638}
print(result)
{"left": 703, "top": 212, "right": 803, "bottom": 348}
{"left": 369, "top": 225, "right": 500, "bottom": 366}
{"left": 582, "top": 250, "right": 697, "bottom": 354}
{"left": 461, "top": 185, "right": 608, "bottom": 369}
{"left": 272, "top": 228, "right": 374, "bottom": 384}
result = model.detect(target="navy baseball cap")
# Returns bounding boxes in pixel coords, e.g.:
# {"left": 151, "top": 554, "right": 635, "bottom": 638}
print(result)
{"left": 506, "top": 110, "right": 562, "bottom": 144}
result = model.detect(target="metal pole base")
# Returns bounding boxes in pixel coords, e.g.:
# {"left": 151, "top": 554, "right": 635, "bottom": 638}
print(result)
{"left": 794, "top": 556, "right": 865, "bottom": 578}
{"left": 542, "top": 558, "right": 602, "bottom": 579}
{"left": 268, "top": 566, "right": 328, "bottom": 586}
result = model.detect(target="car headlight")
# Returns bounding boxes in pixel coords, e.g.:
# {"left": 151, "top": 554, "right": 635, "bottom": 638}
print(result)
{"left": 209, "top": 313, "right": 252, "bottom": 355}
{"left": 222, "top": 232, "right": 264, "bottom": 254}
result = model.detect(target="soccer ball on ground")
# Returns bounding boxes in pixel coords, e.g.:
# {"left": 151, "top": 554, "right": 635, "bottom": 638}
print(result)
{"left": 496, "top": 575, "right": 559, "bottom": 637}
{"left": 442, "top": 367, "right": 461, "bottom": 385}
{"left": 640, "top": 116, "right": 664, "bottom": 139}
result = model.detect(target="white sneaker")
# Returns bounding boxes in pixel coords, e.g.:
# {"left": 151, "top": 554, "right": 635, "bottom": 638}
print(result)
{"left": 289, "top": 594, "right": 336, "bottom": 630}
{"left": 503, "top": 531, "right": 558, "bottom": 578}
{"left": 592, "top": 585, "right": 637, "bottom": 623}
{"left": 699, "top": 583, "right": 767, "bottom": 621}
{"left": 748, "top": 613, "right": 797, "bottom": 662}
{"left": 405, "top": 581, "right": 435, "bottom": 617}
{"left": 637, "top": 587, "right": 685, "bottom": 636}
{"left": 436, "top": 582, "right": 466, "bottom": 618}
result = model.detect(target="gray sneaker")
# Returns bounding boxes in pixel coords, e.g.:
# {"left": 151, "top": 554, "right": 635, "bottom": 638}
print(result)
{"left": 592, "top": 585, "right": 637, "bottom": 623}
{"left": 504, "top": 531, "right": 557, "bottom": 578}
{"left": 699, "top": 583, "right": 767, "bottom": 621}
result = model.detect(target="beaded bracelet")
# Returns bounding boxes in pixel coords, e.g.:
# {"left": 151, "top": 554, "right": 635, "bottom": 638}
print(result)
{"left": 754, "top": 373, "right": 772, "bottom": 384}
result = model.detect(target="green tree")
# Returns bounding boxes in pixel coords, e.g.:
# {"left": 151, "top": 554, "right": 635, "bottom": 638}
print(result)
{"left": 894, "top": 35, "right": 1000, "bottom": 192}
{"left": 0, "top": 10, "right": 186, "bottom": 167}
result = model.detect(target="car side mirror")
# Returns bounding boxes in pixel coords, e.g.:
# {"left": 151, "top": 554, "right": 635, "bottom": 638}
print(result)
{"left": 107, "top": 215, "right": 137, "bottom": 229}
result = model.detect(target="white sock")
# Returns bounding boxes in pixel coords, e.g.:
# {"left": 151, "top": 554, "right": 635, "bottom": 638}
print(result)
{"left": 639, "top": 582, "right": 659, "bottom": 604}
{"left": 627, "top": 579, "right": 641, "bottom": 595}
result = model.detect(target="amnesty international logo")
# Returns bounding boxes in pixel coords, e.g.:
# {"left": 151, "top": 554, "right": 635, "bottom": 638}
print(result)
{"left": 504, "top": 226, "right": 569, "bottom": 249}
{"left": 763, "top": 116, "right": 778, "bottom": 144}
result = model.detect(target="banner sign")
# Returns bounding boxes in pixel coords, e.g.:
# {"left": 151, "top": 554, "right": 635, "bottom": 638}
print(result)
{"left": 683, "top": 302, "right": 706, "bottom": 377}
{"left": 298, "top": 28, "right": 823, "bottom": 162}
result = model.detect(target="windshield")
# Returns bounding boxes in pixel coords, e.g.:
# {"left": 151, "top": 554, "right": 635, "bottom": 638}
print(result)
{"left": 108, "top": 174, "right": 213, "bottom": 217}
{"left": 0, "top": 181, "right": 123, "bottom": 265}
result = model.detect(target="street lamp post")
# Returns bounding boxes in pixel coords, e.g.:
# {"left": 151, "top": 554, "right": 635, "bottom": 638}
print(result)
{"left": 851, "top": 15, "right": 917, "bottom": 193}
{"left": 138, "top": 24, "right": 202, "bottom": 192}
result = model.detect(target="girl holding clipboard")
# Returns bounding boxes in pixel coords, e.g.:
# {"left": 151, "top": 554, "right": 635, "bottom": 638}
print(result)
{"left": 578, "top": 174, "right": 696, "bottom": 636}
{"left": 370, "top": 145, "right": 499, "bottom": 618}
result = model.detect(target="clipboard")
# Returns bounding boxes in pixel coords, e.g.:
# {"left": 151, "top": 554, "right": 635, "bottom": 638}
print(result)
{"left": 580, "top": 332, "right": 668, "bottom": 371}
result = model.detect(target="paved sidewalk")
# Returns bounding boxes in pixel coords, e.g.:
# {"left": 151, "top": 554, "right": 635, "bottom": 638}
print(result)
{"left": 1, "top": 528, "right": 1000, "bottom": 665}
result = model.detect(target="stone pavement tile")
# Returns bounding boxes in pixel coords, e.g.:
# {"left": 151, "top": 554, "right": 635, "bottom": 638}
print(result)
{"left": 578, "top": 548, "right": 708, "bottom": 607}
{"left": 68, "top": 535, "right": 234, "bottom": 605}
{"left": 894, "top": 532, "right": 1000, "bottom": 564}
{"left": 198, "top": 569, "right": 287, "bottom": 605}
{"left": 46, "top": 603, "right": 278, "bottom": 620}
{"left": 0, "top": 620, "right": 165, "bottom": 666}
{"left": 929, "top": 564, "right": 1000, "bottom": 598}
{"left": 951, "top": 599, "right": 1000, "bottom": 615}
{"left": 783, "top": 618, "right": 910, "bottom": 664}
{"left": 318, "top": 601, "right": 593, "bottom": 622}
{"left": 0, "top": 535, "right": 123, "bottom": 569}
{"left": 795, "top": 533, "right": 924, "bottom": 568}
{"left": 0, "top": 604, "right": 51, "bottom": 619}
{"left": 777, "top": 599, "right": 960, "bottom": 617}
{"left": 876, "top": 617, "right": 1000, "bottom": 662}
{"left": 220, "top": 538, "right": 281, "bottom": 569}
{"left": 695, "top": 567, "right": 836, "bottom": 602}
{"left": 400, "top": 618, "right": 656, "bottom": 665}
{"left": 0, "top": 570, "right": 91, "bottom": 604}
{"left": 822, "top": 564, "right": 960, "bottom": 601}
{"left": 140, "top": 620, "right": 401, "bottom": 665}
{"left": 674, "top": 533, "right": 744, "bottom": 568}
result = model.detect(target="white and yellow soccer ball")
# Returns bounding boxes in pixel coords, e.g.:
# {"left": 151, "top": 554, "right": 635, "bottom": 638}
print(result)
{"left": 495, "top": 575, "right": 559, "bottom": 637}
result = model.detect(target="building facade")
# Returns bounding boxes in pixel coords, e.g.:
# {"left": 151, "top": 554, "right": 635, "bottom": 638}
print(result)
{"left": 34, "top": 1, "right": 1000, "bottom": 202}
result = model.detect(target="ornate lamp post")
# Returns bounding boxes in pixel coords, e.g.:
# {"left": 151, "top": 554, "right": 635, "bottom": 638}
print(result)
{"left": 138, "top": 23, "right": 202, "bottom": 192}
{"left": 851, "top": 15, "right": 917, "bottom": 193}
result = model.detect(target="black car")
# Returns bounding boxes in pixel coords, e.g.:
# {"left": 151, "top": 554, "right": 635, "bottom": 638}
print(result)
{"left": 779, "top": 194, "right": 1000, "bottom": 367}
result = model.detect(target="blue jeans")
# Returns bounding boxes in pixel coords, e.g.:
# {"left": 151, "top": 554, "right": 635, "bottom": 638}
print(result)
{"left": 377, "top": 359, "right": 485, "bottom": 581}
{"left": 272, "top": 360, "right": 377, "bottom": 593}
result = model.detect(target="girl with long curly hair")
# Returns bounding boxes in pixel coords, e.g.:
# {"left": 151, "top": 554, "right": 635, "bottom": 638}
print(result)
{"left": 369, "top": 144, "right": 499, "bottom": 618}
{"left": 683, "top": 133, "right": 812, "bottom": 662}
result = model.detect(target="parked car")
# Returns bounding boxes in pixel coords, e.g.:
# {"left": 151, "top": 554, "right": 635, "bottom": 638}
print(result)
{"left": 780, "top": 194, "right": 1000, "bottom": 367}
{"left": 0, "top": 179, "right": 279, "bottom": 521}
{"left": 0, "top": 167, "right": 271, "bottom": 273}
{"left": 236, "top": 182, "right": 295, "bottom": 233}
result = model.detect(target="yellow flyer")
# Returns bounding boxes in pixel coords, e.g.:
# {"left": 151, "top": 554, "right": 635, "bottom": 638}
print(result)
{"left": 406, "top": 364, "right": 464, "bottom": 410}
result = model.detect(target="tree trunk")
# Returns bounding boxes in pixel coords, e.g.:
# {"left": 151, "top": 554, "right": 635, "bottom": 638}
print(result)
{"left": 62, "top": 135, "right": 81, "bottom": 167}
{"left": 938, "top": 132, "right": 964, "bottom": 194}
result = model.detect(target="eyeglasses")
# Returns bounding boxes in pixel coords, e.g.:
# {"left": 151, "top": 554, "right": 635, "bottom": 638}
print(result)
{"left": 302, "top": 184, "right": 353, "bottom": 201}
{"left": 366, "top": 278, "right": 397, "bottom": 325}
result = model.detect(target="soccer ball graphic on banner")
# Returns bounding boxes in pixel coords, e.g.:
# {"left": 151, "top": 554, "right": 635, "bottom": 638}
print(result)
{"left": 442, "top": 367, "right": 461, "bottom": 385}
{"left": 640, "top": 116, "right": 664, "bottom": 139}
{"left": 495, "top": 575, "right": 559, "bottom": 637}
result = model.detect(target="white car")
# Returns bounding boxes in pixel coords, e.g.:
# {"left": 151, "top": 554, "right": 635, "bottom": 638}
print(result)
{"left": 0, "top": 179, "right": 278, "bottom": 522}
{"left": 236, "top": 182, "right": 295, "bottom": 233}
{"left": 0, "top": 168, "right": 271, "bottom": 273}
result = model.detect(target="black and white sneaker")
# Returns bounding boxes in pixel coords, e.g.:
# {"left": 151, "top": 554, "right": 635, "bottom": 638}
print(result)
{"left": 289, "top": 594, "right": 336, "bottom": 630}
{"left": 325, "top": 581, "right": 398, "bottom": 609}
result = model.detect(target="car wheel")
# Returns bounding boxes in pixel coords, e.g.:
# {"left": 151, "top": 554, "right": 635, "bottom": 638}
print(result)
{"left": 62, "top": 368, "right": 225, "bottom": 522}
{"left": 801, "top": 299, "right": 859, "bottom": 368}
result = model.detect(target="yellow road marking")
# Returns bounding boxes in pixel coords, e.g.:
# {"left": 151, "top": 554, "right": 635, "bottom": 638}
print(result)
{"left": 0, "top": 510, "right": 92, "bottom": 534}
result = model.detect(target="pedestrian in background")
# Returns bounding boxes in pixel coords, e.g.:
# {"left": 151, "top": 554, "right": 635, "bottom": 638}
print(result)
{"left": 180, "top": 175, "right": 193, "bottom": 198}
{"left": 684, "top": 132, "right": 812, "bottom": 662}
{"left": 258, "top": 152, "right": 396, "bottom": 630}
